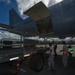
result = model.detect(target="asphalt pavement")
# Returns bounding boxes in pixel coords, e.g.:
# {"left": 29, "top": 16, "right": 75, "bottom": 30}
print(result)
{"left": 0, "top": 55, "right": 75, "bottom": 75}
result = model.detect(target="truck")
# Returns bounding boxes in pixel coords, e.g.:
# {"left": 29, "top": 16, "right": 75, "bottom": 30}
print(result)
{"left": 0, "top": 37, "right": 47, "bottom": 73}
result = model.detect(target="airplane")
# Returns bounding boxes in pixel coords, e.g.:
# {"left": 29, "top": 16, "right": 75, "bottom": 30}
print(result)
{"left": 0, "top": 0, "right": 75, "bottom": 38}
{"left": 0, "top": 0, "right": 75, "bottom": 72}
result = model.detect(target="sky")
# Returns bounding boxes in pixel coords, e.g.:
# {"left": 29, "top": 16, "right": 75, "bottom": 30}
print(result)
{"left": 0, "top": 0, "right": 63, "bottom": 39}
{"left": 0, "top": 0, "right": 63, "bottom": 24}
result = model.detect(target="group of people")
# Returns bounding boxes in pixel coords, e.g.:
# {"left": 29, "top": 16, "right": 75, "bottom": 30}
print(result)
{"left": 47, "top": 41, "right": 74, "bottom": 71}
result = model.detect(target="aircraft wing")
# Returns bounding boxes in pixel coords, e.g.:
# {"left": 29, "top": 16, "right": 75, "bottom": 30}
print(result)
{"left": 0, "top": 23, "right": 35, "bottom": 36}
{"left": 0, "top": 23, "right": 26, "bottom": 36}
{"left": 0, "top": 23, "right": 20, "bottom": 35}
{"left": 0, "top": 23, "right": 14, "bottom": 29}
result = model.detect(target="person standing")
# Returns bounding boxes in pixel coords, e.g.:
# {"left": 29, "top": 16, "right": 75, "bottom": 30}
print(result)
{"left": 54, "top": 44, "right": 57, "bottom": 56}
{"left": 60, "top": 41, "right": 68, "bottom": 68}
{"left": 68, "top": 44, "right": 73, "bottom": 63}
{"left": 47, "top": 42, "right": 55, "bottom": 70}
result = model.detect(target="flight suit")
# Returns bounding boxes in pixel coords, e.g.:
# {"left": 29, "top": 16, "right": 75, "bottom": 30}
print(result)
{"left": 62, "top": 45, "right": 68, "bottom": 68}
{"left": 48, "top": 45, "right": 55, "bottom": 69}
{"left": 68, "top": 48, "right": 73, "bottom": 63}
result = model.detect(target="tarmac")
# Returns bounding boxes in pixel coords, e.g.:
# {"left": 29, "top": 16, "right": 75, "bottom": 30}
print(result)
{"left": 16, "top": 55, "right": 75, "bottom": 75}
{"left": 0, "top": 55, "right": 75, "bottom": 75}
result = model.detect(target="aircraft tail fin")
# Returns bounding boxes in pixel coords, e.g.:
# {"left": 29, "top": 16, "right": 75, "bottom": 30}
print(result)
{"left": 9, "top": 8, "right": 22, "bottom": 26}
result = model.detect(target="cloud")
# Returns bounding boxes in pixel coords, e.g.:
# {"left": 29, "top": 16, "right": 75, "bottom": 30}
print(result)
{"left": 16, "top": 0, "right": 50, "bottom": 15}
{"left": 0, "top": 0, "right": 10, "bottom": 4}
{"left": 16, "top": 0, "right": 63, "bottom": 16}
{"left": 0, "top": 30, "right": 20, "bottom": 40}
{"left": 48, "top": 0, "right": 63, "bottom": 7}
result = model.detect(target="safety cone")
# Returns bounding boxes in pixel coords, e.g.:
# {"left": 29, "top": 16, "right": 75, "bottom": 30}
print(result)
{"left": 16, "top": 61, "right": 20, "bottom": 71}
